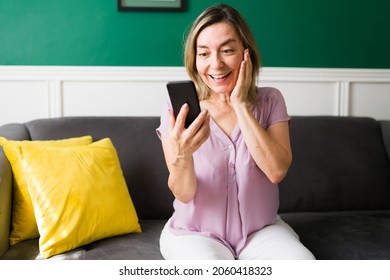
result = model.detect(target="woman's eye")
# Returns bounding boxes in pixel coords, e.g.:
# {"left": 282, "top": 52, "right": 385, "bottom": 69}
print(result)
{"left": 197, "top": 52, "right": 207, "bottom": 57}
{"left": 222, "top": 49, "right": 234, "bottom": 54}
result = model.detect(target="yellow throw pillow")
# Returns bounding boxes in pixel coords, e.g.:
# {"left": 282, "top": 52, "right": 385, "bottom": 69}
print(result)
{"left": 19, "top": 138, "right": 141, "bottom": 258}
{"left": 0, "top": 136, "right": 93, "bottom": 245}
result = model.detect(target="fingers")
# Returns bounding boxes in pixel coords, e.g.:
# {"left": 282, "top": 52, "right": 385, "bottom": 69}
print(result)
{"left": 168, "top": 108, "right": 176, "bottom": 132}
{"left": 236, "top": 60, "right": 246, "bottom": 89}
{"left": 190, "top": 114, "right": 210, "bottom": 148}
{"left": 240, "top": 49, "right": 252, "bottom": 86}
{"left": 186, "top": 109, "right": 208, "bottom": 135}
{"left": 175, "top": 103, "right": 189, "bottom": 129}
{"left": 171, "top": 103, "right": 208, "bottom": 135}
{"left": 169, "top": 103, "right": 190, "bottom": 133}
{"left": 189, "top": 109, "right": 210, "bottom": 134}
{"left": 184, "top": 109, "right": 210, "bottom": 150}
{"left": 231, "top": 49, "right": 252, "bottom": 103}
{"left": 168, "top": 107, "right": 210, "bottom": 158}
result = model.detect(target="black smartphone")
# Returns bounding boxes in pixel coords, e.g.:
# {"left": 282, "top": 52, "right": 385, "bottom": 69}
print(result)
{"left": 166, "top": 80, "right": 201, "bottom": 128}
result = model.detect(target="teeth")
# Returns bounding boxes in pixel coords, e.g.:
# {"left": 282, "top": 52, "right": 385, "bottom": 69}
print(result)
{"left": 210, "top": 73, "right": 229, "bottom": 79}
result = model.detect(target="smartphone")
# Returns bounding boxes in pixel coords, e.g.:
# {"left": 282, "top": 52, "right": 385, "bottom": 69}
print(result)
{"left": 166, "top": 80, "right": 201, "bottom": 128}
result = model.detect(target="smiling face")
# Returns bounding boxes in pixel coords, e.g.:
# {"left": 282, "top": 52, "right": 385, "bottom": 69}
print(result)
{"left": 195, "top": 22, "right": 244, "bottom": 96}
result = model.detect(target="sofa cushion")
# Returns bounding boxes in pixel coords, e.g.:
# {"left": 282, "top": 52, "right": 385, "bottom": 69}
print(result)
{"left": 0, "top": 136, "right": 93, "bottom": 245}
{"left": 279, "top": 116, "right": 390, "bottom": 212}
{"left": 19, "top": 138, "right": 141, "bottom": 258}
{"left": 281, "top": 210, "right": 390, "bottom": 259}
{"left": 1, "top": 219, "right": 164, "bottom": 260}
{"left": 80, "top": 219, "right": 165, "bottom": 260}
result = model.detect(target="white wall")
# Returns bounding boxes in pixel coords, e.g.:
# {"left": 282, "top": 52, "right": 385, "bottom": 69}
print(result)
{"left": 0, "top": 66, "right": 389, "bottom": 126}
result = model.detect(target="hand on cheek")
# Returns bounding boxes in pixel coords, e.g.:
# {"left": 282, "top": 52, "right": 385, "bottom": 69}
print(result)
{"left": 231, "top": 49, "right": 253, "bottom": 104}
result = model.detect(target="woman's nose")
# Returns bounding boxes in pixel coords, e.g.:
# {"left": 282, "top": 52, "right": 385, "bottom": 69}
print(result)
{"left": 210, "top": 53, "right": 224, "bottom": 69}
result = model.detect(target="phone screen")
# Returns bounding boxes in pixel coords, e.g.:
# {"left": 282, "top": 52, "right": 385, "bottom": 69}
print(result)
{"left": 166, "top": 80, "right": 201, "bottom": 128}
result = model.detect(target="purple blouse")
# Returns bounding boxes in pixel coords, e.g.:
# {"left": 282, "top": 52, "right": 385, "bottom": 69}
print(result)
{"left": 156, "top": 87, "right": 291, "bottom": 257}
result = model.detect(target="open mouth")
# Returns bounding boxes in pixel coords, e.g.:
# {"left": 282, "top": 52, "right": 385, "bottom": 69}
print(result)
{"left": 209, "top": 72, "right": 231, "bottom": 80}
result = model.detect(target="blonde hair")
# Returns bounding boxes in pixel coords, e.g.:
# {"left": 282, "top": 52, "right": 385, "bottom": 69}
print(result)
{"left": 184, "top": 4, "right": 261, "bottom": 104}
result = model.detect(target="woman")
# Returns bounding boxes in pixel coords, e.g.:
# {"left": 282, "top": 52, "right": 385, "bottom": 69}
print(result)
{"left": 156, "top": 4, "right": 315, "bottom": 260}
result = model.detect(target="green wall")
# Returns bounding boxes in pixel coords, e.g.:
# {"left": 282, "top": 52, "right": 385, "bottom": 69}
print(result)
{"left": 1, "top": 0, "right": 389, "bottom": 68}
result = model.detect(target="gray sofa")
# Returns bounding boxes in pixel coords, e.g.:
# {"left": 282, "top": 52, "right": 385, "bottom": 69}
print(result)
{"left": 1, "top": 116, "right": 390, "bottom": 260}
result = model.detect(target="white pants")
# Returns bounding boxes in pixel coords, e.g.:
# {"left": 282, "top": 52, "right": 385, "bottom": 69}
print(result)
{"left": 160, "top": 216, "right": 316, "bottom": 260}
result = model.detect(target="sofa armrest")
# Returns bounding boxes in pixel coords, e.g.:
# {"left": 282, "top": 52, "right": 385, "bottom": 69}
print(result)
{"left": 0, "top": 147, "right": 12, "bottom": 258}
{"left": 381, "top": 120, "right": 390, "bottom": 163}
{"left": 0, "top": 122, "right": 30, "bottom": 258}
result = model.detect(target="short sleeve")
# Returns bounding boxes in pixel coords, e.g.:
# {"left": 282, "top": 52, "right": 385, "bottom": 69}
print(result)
{"left": 156, "top": 100, "right": 172, "bottom": 139}
{"left": 255, "top": 87, "right": 291, "bottom": 129}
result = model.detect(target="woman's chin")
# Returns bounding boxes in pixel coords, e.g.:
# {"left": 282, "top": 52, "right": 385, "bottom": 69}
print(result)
{"left": 208, "top": 85, "right": 234, "bottom": 95}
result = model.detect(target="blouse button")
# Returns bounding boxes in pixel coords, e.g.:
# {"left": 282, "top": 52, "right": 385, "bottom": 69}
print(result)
{"left": 228, "top": 145, "right": 233, "bottom": 150}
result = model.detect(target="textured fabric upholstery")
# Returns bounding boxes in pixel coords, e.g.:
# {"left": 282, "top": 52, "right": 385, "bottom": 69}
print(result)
{"left": 279, "top": 116, "right": 390, "bottom": 213}
{"left": 1, "top": 116, "right": 389, "bottom": 260}
{"left": 280, "top": 210, "right": 390, "bottom": 259}
{"left": 380, "top": 120, "right": 390, "bottom": 162}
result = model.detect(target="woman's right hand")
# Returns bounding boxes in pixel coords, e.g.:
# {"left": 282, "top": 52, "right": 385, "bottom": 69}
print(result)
{"left": 160, "top": 103, "right": 210, "bottom": 203}
{"left": 168, "top": 103, "right": 210, "bottom": 165}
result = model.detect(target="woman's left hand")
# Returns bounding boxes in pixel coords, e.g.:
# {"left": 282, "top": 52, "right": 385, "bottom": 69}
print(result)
{"left": 230, "top": 49, "right": 253, "bottom": 105}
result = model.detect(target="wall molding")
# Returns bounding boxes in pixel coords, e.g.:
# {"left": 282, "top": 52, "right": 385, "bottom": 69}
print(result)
{"left": 1, "top": 66, "right": 390, "bottom": 82}
{"left": 1, "top": 66, "right": 390, "bottom": 125}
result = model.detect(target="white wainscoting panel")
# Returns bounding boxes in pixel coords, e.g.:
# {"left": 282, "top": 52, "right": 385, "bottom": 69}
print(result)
{"left": 0, "top": 66, "right": 389, "bottom": 127}
{"left": 349, "top": 82, "right": 390, "bottom": 120}
{"left": 0, "top": 81, "right": 50, "bottom": 124}
{"left": 260, "top": 81, "right": 339, "bottom": 116}
{"left": 62, "top": 81, "right": 168, "bottom": 117}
